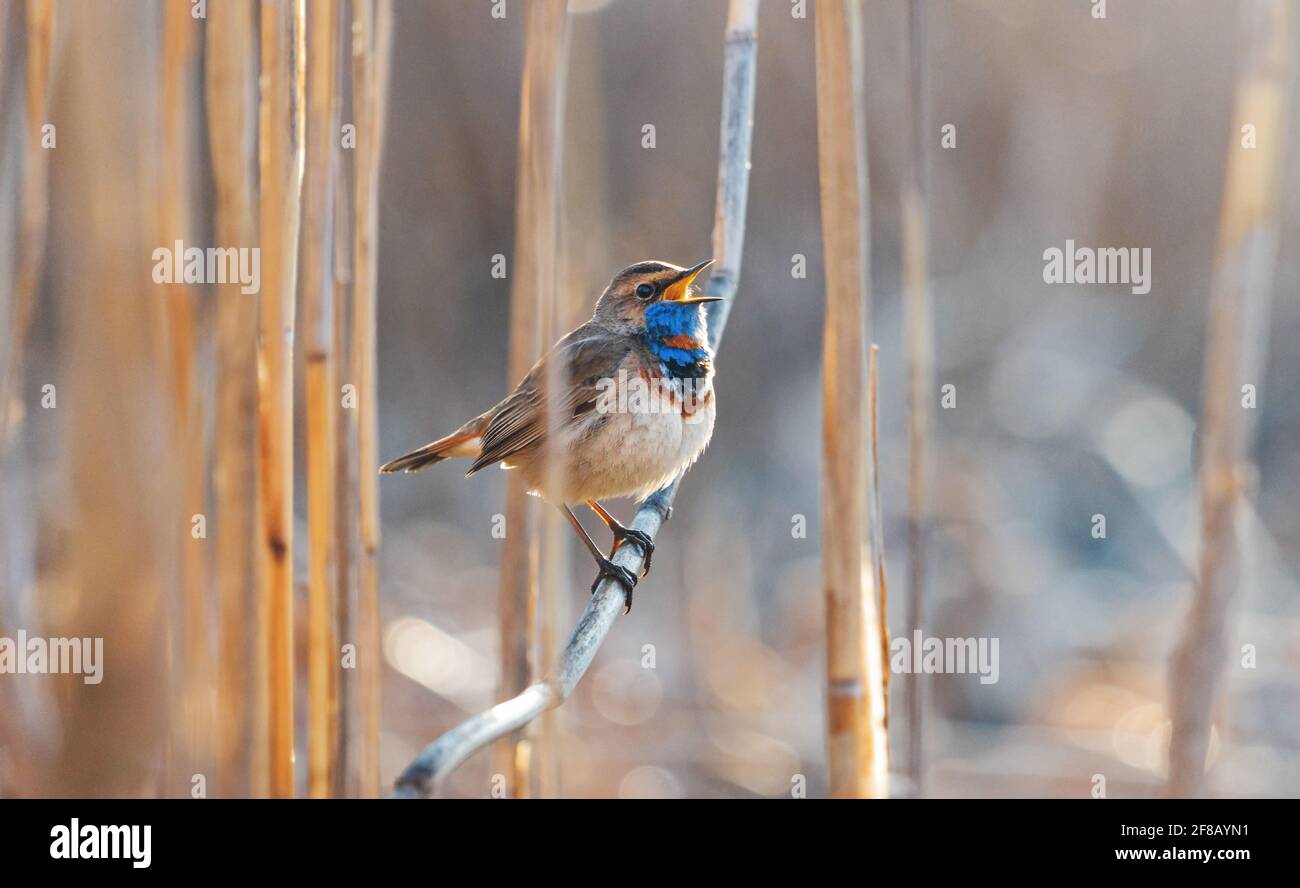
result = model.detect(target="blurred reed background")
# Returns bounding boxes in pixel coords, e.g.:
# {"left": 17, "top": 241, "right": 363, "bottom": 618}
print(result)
{"left": 1, "top": 0, "right": 1299, "bottom": 799}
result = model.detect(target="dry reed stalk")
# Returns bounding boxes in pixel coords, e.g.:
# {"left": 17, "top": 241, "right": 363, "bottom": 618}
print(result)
{"left": 303, "top": 0, "right": 341, "bottom": 799}
{"left": 352, "top": 0, "right": 394, "bottom": 798}
{"left": 258, "top": 0, "right": 307, "bottom": 799}
{"left": 206, "top": 0, "right": 259, "bottom": 798}
{"left": 1, "top": 0, "right": 54, "bottom": 441}
{"left": 0, "top": 0, "right": 56, "bottom": 777}
{"left": 160, "top": 2, "right": 198, "bottom": 414}
{"left": 524, "top": 12, "right": 611, "bottom": 799}
{"left": 332, "top": 104, "right": 359, "bottom": 799}
{"left": 52, "top": 2, "right": 172, "bottom": 797}
{"left": 900, "top": 0, "right": 932, "bottom": 797}
{"left": 496, "top": 0, "right": 571, "bottom": 800}
{"left": 532, "top": 514, "right": 568, "bottom": 797}
{"left": 0, "top": 4, "right": 16, "bottom": 782}
{"left": 558, "top": 14, "right": 609, "bottom": 328}
{"left": 869, "top": 344, "right": 889, "bottom": 730}
{"left": 0, "top": 0, "right": 53, "bottom": 798}
{"left": 1167, "top": 0, "right": 1294, "bottom": 798}
{"left": 158, "top": 0, "right": 214, "bottom": 790}
{"left": 392, "top": 0, "right": 759, "bottom": 799}
{"left": 813, "top": 0, "right": 889, "bottom": 798}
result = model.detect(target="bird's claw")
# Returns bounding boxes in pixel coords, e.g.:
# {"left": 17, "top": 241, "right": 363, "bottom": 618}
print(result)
{"left": 612, "top": 527, "right": 655, "bottom": 576}
{"left": 591, "top": 556, "right": 638, "bottom": 613}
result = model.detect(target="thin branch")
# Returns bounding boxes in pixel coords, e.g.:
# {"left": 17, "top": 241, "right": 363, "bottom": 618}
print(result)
{"left": 392, "top": 0, "right": 760, "bottom": 799}
{"left": 814, "top": 0, "right": 889, "bottom": 798}
{"left": 1167, "top": 0, "right": 1294, "bottom": 798}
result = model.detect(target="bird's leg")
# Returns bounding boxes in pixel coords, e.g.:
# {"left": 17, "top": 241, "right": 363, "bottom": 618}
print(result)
{"left": 559, "top": 504, "right": 638, "bottom": 613}
{"left": 586, "top": 500, "right": 655, "bottom": 576}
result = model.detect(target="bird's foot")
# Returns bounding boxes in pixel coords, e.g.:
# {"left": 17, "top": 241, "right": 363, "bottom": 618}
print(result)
{"left": 611, "top": 526, "right": 655, "bottom": 576}
{"left": 591, "top": 556, "right": 638, "bottom": 614}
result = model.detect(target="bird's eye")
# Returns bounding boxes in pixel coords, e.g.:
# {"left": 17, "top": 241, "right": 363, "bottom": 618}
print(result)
{"left": 635, "top": 282, "right": 655, "bottom": 300}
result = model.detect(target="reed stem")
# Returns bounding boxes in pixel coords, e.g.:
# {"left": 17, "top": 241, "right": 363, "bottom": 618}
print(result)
{"left": 493, "top": 0, "right": 571, "bottom": 801}
{"left": 1, "top": 0, "right": 55, "bottom": 441}
{"left": 257, "top": 0, "right": 307, "bottom": 799}
{"left": 900, "top": 0, "right": 932, "bottom": 798}
{"left": 303, "top": 0, "right": 342, "bottom": 800}
{"left": 206, "top": 0, "right": 260, "bottom": 799}
{"left": 1167, "top": 0, "right": 1295, "bottom": 798}
{"left": 813, "top": 0, "right": 889, "bottom": 799}
{"left": 351, "top": 0, "right": 394, "bottom": 798}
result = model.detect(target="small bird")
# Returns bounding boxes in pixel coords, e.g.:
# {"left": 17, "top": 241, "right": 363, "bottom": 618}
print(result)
{"left": 380, "top": 259, "right": 721, "bottom": 611}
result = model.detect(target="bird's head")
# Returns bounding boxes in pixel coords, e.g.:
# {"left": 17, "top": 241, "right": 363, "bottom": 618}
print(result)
{"left": 592, "top": 259, "right": 719, "bottom": 332}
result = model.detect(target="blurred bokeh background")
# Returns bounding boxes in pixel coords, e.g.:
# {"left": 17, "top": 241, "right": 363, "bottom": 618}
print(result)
{"left": 1, "top": 0, "right": 1298, "bottom": 798}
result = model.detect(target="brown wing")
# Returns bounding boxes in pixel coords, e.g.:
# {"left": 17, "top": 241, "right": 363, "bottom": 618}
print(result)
{"left": 466, "top": 324, "right": 630, "bottom": 476}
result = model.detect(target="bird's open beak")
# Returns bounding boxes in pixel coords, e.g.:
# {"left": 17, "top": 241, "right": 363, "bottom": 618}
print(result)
{"left": 664, "top": 259, "right": 721, "bottom": 303}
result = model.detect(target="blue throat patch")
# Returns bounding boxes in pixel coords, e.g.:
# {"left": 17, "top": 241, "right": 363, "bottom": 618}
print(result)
{"left": 642, "top": 301, "right": 711, "bottom": 379}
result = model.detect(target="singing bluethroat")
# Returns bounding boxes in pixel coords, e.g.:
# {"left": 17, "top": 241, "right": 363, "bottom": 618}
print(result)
{"left": 380, "top": 259, "right": 720, "bottom": 610}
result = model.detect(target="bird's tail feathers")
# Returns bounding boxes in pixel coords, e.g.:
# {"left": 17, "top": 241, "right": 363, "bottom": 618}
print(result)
{"left": 379, "top": 418, "right": 485, "bottom": 474}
